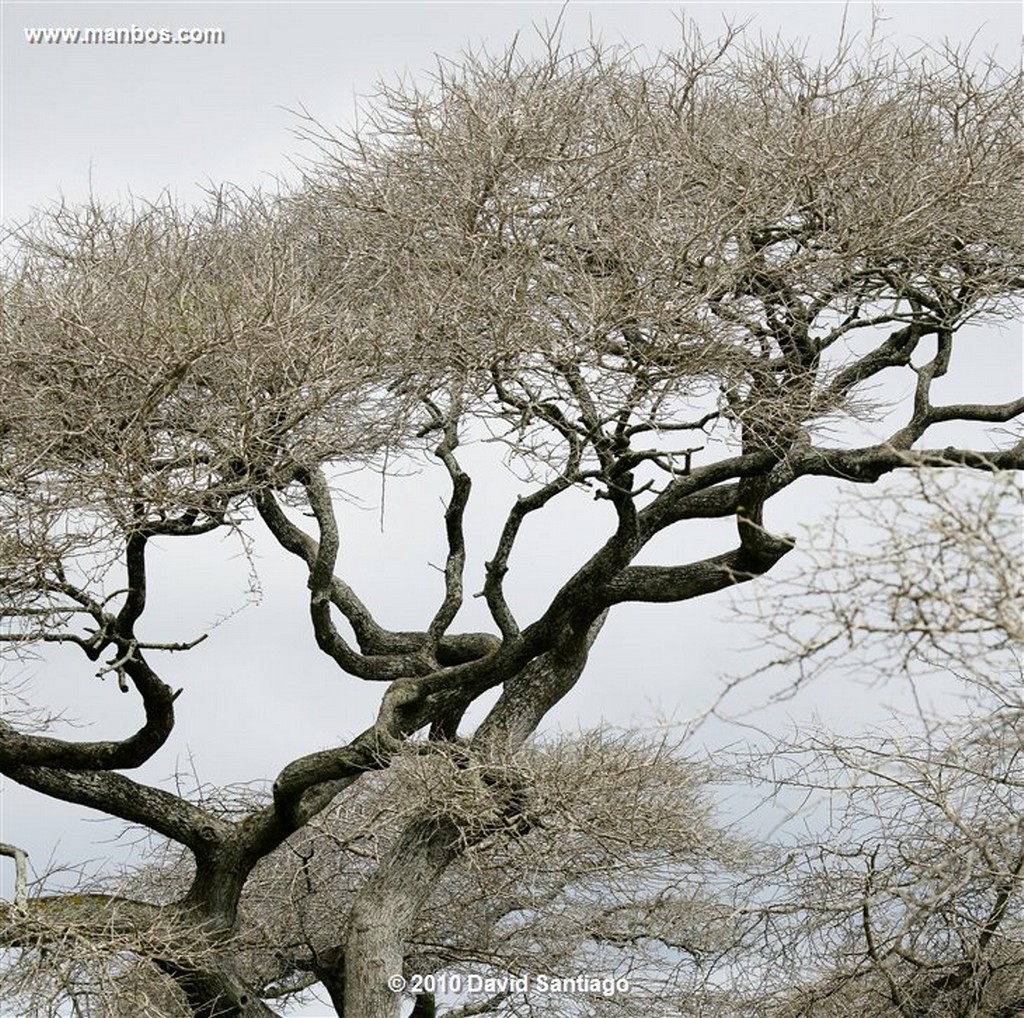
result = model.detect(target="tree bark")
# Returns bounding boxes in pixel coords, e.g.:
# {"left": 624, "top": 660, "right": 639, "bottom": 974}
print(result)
{"left": 343, "top": 815, "right": 463, "bottom": 1018}
{"left": 157, "top": 960, "right": 282, "bottom": 1018}
{"left": 342, "top": 621, "right": 605, "bottom": 1017}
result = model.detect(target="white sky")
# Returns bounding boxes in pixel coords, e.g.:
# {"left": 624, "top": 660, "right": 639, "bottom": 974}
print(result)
{"left": 1, "top": 5, "right": 1022, "bottom": 1014}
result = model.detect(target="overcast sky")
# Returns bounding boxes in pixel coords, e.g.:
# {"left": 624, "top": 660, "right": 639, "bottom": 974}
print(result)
{"left": 2, "top": 4, "right": 1022, "bottom": 1015}
{"left": 4, "top": 1, "right": 1020, "bottom": 225}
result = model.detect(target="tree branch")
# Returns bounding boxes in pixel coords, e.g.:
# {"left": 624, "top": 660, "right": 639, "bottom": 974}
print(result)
{"left": 6, "top": 765, "right": 230, "bottom": 853}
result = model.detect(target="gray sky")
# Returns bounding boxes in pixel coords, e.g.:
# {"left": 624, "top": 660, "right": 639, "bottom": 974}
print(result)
{"left": 2, "top": 4, "right": 1022, "bottom": 1015}
{"left": 4, "top": 2, "right": 1020, "bottom": 224}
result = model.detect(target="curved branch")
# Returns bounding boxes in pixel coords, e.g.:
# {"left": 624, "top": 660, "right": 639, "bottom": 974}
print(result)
{"left": 258, "top": 478, "right": 496, "bottom": 679}
{"left": 254, "top": 484, "right": 395, "bottom": 653}
{"left": 300, "top": 468, "right": 439, "bottom": 680}
{"left": 0, "top": 653, "right": 178, "bottom": 770}
{"left": 426, "top": 404, "right": 471, "bottom": 644}
{"left": 0, "top": 532, "right": 185, "bottom": 771}
{"left": 602, "top": 534, "right": 795, "bottom": 607}
{"left": 6, "top": 765, "right": 230, "bottom": 853}
{"left": 269, "top": 727, "right": 388, "bottom": 828}
{"left": 114, "top": 530, "right": 148, "bottom": 634}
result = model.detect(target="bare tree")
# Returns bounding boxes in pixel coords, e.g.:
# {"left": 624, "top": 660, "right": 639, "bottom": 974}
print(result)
{"left": 732, "top": 468, "right": 1022, "bottom": 694}
{"left": 755, "top": 702, "right": 1024, "bottom": 1018}
{"left": 722, "top": 470, "right": 1022, "bottom": 1017}
{"left": 2, "top": 730, "right": 752, "bottom": 1017}
{"left": 1, "top": 22, "right": 1022, "bottom": 1018}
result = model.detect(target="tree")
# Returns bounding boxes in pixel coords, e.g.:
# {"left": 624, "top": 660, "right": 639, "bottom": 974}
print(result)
{"left": 758, "top": 702, "right": 1024, "bottom": 1018}
{"left": 1, "top": 23, "right": 1022, "bottom": 1018}
{"left": 2, "top": 730, "right": 756, "bottom": 1017}
{"left": 728, "top": 470, "right": 1024, "bottom": 1017}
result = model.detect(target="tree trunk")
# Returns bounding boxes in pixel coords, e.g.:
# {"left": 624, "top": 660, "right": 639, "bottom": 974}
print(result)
{"left": 343, "top": 815, "right": 462, "bottom": 1018}
{"left": 343, "top": 629, "right": 604, "bottom": 1017}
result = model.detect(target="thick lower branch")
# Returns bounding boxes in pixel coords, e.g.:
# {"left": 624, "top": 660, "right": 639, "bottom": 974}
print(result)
{"left": 157, "top": 959, "right": 282, "bottom": 1018}
{"left": 5, "top": 765, "right": 230, "bottom": 853}
{"left": 340, "top": 628, "right": 604, "bottom": 1017}
{"left": 343, "top": 814, "right": 464, "bottom": 1018}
